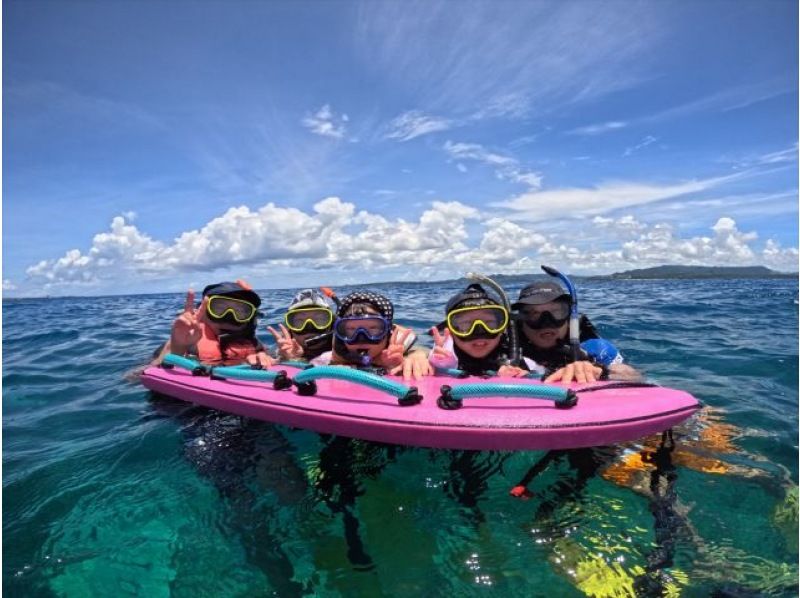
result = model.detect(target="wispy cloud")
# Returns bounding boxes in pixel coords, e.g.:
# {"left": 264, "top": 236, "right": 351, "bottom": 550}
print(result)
{"left": 385, "top": 111, "right": 453, "bottom": 141}
{"left": 570, "top": 80, "right": 796, "bottom": 136}
{"left": 444, "top": 141, "right": 542, "bottom": 189}
{"left": 6, "top": 80, "right": 162, "bottom": 129}
{"left": 491, "top": 173, "right": 741, "bottom": 222}
{"left": 567, "top": 121, "right": 628, "bottom": 136}
{"left": 355, "top": 1, "right": 661, "bottom": 117}
{"left": 302, "top": 104, "right": 349, "bottom": 139}
{"left": 623, "top": 135, "right": 658, "bottom": 157}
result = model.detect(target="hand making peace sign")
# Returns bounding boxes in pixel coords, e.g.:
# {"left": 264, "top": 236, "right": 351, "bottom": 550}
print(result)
{"left": 170, "top": 290, "right": 206, "bottom": 353}
{"left": 267, "top": 324, "right": 305, "bottom": 361}
{"left": 430, "top": 326, "right": 455, "bottom": 361}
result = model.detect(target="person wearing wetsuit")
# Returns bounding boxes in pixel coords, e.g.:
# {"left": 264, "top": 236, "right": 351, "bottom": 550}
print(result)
{"left": 513, "top": 281, "right": 640, "bottom": 383}
{"left": 429, "top": 283, "right": 528, "bottom": 377}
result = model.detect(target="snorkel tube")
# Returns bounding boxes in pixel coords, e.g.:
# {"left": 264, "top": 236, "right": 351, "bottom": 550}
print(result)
{"left": 541, "top": 265, "right": 581, "bottom": 363}
{"left": 466, "top": 272, "right": 520, "bottom": 365}
{"left": 320, "top": 286, "right": 341, "bottom": 308}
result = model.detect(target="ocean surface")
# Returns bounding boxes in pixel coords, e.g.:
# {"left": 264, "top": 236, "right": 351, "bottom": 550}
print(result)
{"left": 3, "top": 278, "right": 798, "bottom": 597}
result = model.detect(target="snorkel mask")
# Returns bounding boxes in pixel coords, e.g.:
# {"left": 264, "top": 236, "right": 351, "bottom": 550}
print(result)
{"left": 202, "top": 280, "right": 261, "bottom": 329}
{"left": 285, "top": 307, "right": 334, "bottom": 334}
{"left": 446, "top": 305, "right": 509, "bottom": 340}
{"left": 333, "top": 291, "right": 395, "bottom": 366}
{"left": 333, "top": 315, "right": 391, "bottom": 344}
{"left": 441, "top": 284, "right": 509, "bottom": 341}
{"left": 284, "top": 289, "right": 335, "bottom": 334}
{"left": 520, "top": 301, "right": 570, "bottom": 330}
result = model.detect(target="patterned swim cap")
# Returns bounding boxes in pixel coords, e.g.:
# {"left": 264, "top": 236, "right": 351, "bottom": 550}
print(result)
{"left": 337, "top": 291, "right": 394, "bottom": 321}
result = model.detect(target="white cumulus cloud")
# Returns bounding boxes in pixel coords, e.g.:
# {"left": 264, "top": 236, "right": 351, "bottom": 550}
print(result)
{"left": 22, "top": 202, "right": 798, "bottom": 294}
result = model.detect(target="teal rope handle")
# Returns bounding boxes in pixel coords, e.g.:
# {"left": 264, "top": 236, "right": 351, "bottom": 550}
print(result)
{"left": 434, "top": 367, "right": 469, "bottom": 378}
{"left": 278, "top": 360, "right": 314, "bottom": 369}
{"left": 438, "top": 381, "right": 577, "bottom": 409}
{"left": 162, "top": 353, "right": 206, "bottom": 372}
{"left": 161, "top": 353, "right": 291, "bottom": 389}
{"left": 211, "top": 366, "right": 280, "bottom": 382}
{"left": 210, "top": 365, "right": 292, "bottom": 390}
{"left": 292, "top": 366, "right": 422, "bottom": 406}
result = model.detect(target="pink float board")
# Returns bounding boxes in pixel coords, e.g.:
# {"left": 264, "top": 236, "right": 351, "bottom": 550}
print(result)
{"left": 141, "top": 365, "right": 700, "bottom": 451}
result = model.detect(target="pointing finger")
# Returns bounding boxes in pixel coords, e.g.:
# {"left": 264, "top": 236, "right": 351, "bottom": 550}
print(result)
{"left": 183, "top": 289, "right": 195, "bottom": 313}
{"left": 195, "top": 297, "right": 208, "bottom": 322}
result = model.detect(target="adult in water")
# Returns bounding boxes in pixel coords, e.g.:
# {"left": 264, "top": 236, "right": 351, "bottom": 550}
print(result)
{"left": 153, "top": 279, "right": 273, "bottom": 367}
{"left": 317, "top": 290, "right": 432, "bottom": 380}
{"left": 513, "top": 280, "right": 640, "bottom": 383}
{"left": 429, "top": 283, "right": 530, "bottom": 376}
{"left": 268, "top": 288, "right": 336, "bottom": 362}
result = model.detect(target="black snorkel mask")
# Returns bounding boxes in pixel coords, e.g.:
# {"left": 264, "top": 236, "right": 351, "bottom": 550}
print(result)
{"left": 521, "top": 305, "right": 570, "bottom": 330}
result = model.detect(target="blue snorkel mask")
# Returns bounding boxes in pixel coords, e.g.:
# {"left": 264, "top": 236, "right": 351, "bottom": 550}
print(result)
{"left": 333, "top": 315, "right": 391, "bottom": 345}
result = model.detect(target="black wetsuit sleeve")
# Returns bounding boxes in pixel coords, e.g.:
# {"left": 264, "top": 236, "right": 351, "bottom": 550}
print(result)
{"left": 578, "top": 315, "right": 601, "bottom": 341}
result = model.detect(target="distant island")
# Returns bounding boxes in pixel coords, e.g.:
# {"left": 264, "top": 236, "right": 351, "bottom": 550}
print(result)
{"left": 604, "top": 265, "right": 797, "bottom": 280}
{"left": 3, "top": 264, "right": 797, "bottom": 301}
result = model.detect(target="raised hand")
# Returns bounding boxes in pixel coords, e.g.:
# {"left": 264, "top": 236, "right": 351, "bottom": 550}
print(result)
{"left": 170, "top": 290, "right": 205, "bottom": 354}
{"left": 427, "top": 326, "right": 457, "bottom": 370}
{"left": 381, "top": 327, "right": 410, "bottom": 371}
{"left": 430, "top": 327, "right": 455, "bottom": 360}
{"left": 267, "top": 324, "right": 305, "bottom": 360}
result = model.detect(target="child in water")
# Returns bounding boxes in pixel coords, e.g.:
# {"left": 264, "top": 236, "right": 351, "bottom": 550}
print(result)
{"left": 429, "top": 283, "right": 531, "bottom": 377}
{"left": 268, "top": 288, "right": 336, "bottom": 362}
{"left": 316, "top": 290, "right": 431, "bottom": 380}
{"left": 154, "top": 280, "right": 274, "bottom": 367}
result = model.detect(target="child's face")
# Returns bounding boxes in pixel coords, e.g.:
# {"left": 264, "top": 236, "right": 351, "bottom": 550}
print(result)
{"left": 342, "top": 304, "right": 388, "bottom": 360}
{"left": 452, "top": 334, "right": 501, "bottom": 358}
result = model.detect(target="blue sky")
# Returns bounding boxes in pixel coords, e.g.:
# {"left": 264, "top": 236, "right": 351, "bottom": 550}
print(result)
{"left": 4, "top": 0, "right": 798, "bottom": 297}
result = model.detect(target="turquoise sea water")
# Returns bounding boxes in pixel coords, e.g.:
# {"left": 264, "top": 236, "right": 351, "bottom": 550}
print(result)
{"left": 4, "top": 278, "right": 798, "bottom": 596}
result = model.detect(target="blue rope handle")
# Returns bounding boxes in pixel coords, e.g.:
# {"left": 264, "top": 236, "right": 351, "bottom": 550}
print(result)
{"left": 292, "top": 366, "right": 422, "bottom": 405}
{"left": 439, "top": 381, "right": 577, "bottom": 409}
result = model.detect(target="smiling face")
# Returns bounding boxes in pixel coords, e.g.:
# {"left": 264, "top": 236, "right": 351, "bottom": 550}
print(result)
{"left": 452, "top": 333, "right": 502, "bottom": 358}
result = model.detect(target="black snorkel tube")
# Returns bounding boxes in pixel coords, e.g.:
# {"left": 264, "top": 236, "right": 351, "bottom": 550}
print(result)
{"left": 466, "top": 272, "right": 520, "bottom": 365}
{"left": 541, "top": 264, "right": 581, "bottom": 363}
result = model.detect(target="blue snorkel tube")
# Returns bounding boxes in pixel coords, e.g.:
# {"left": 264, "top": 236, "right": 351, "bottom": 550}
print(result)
{"left": 541, "top": 265, "right": 581, "bottom": 363}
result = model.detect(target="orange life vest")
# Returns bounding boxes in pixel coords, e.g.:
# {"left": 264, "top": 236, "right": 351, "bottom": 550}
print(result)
{"left": 195, "top": 322, "right": 258, "bottom": 365}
